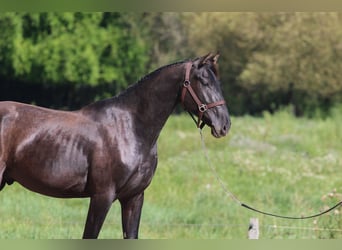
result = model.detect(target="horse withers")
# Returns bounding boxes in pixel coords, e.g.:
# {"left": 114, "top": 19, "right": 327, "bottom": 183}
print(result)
{"left": 0, "top": 53, "right": 230, "bottom": 239}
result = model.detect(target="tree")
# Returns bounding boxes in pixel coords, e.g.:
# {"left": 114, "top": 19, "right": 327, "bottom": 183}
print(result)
{"left": 2, "top": 12, "right": 341, "bottom": 115}
{"left": 184, "top": 13, "right": 342, "bottom": 116}
{"left": 238, "top": 13, "right": 342, "bottom": 115}
{"left": 0, "top": 12, "right": 150, "bottom": 108}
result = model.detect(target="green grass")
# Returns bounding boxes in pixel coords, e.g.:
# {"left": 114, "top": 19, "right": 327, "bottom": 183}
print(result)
{"left": 0, "top": 108, "right": 341, "bottom": 239}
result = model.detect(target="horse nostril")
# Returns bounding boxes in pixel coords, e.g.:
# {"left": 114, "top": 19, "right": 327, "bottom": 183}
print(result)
{"left": 222, "top": 120, "right": 231, "bottom": 135}
{"left": 221, "top": 125, "right": 228, "bottom": 135}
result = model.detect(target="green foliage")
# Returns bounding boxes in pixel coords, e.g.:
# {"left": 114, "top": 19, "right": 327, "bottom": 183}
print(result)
{"left": 141, "top": 13, "right": 188, "bottom": 69}
{"left": 0, "top": 13, "right": 21, "bottom": 77}
{"left": 185, "top": 13, "right": 342, "bottom": 116}
{"left": 238, "top": 13, "right": 342, "bottom": 116}
{"left": 0, "top": 12, "right": 149, "bottom": 89}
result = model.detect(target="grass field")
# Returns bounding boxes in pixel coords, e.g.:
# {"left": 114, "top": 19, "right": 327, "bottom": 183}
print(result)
{"left": 0, "top": 107, "right": 341, "bottom": 239}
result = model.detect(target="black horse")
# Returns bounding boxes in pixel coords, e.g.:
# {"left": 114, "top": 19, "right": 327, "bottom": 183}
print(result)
{"left": 0, "top": 53, "right": 230, "bottom": 239}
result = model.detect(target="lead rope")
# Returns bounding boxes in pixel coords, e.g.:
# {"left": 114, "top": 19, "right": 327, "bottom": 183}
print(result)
{"left": 198, "top": 128, "right": 342, "bottom": 219}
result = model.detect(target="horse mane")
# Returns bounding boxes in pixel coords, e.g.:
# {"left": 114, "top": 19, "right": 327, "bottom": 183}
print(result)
{"left": 115, "top": 58, "right": 192, "bottom": 98}
{"left": 82, "top": 54, "right": 218, "bottom": 112}
{"left": 131, "top": 54, "right": 219, "bottom": 86}
{"left": 135, "top": 59, "right": 191, "bottom": 85}
{"left": 82, "top": 58, "right": 194, "bottom": 111}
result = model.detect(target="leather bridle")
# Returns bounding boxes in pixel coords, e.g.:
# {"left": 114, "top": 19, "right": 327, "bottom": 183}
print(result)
{"left": 181, "top": 62, "right": 226, "bottom": 128}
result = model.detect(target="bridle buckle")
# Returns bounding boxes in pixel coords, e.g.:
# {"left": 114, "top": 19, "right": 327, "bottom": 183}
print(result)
{"left": 198, "top": 104, "right": 208, "bottom": 113}
{"left": 183, "top": 80, "right": 190, "bottom": 87}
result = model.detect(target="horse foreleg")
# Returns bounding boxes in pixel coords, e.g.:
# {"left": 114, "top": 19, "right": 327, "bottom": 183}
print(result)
{"left": 0, "top": 160, "right": 6, "bottom": 191}
{"left": 82, "top": 192, "right": 115, "bottom": 239}
{"left": 120, "top": 192, "right": 144, "bottom": 239}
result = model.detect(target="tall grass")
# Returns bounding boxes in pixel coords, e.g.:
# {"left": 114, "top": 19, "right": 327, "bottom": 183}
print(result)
{"left": 0, "top": 107, "right": 341, "bottom": 238}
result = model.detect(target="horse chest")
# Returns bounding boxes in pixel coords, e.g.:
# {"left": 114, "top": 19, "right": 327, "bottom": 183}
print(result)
{"left": 114, "top": 143, "right": 158, "bottom": 198}
{"left": 108, "top": 114, "right": 157, "bottom": 175}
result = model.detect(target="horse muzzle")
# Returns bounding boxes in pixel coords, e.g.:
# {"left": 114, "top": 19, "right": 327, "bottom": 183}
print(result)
{"left": 210, "top": 117, "right": 231, "bottom": 138}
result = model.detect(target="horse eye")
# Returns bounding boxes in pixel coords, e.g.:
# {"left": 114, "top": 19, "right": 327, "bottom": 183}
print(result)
{"left": 202, "top": 70, "right": 209, "bottom": 78}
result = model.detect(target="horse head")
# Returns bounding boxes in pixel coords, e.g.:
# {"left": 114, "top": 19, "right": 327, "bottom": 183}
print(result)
{"left": 181, "top": 53, "right": 231, "bottom": 138}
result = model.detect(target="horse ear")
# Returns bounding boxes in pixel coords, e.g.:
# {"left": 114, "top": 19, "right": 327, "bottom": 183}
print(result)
{"left": 213, "top": 53, "right": 220, "bottom": 64}
{"left": 197, "top": 53, "right": 214, "bottom": 67}
{"left": 197, "top": 53, "right": 220, "bottom": 67}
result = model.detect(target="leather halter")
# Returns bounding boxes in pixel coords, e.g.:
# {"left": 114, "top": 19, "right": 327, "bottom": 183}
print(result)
{"left": 181, "top": 62, "right": 226, "bottom": 128}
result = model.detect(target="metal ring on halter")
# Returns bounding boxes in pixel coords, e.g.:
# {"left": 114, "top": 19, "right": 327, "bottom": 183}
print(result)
{"left": 198, "top": 104, "right": 208, "bottom": 113}
{"left": 183, "top": 80, "right": 190, "bottom": 87}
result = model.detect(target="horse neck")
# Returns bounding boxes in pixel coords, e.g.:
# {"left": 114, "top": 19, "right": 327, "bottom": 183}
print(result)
{"left": 91, "top": 63, "right": 185, "bottom": 144}
{"left": 125, "top": 63, "right": 184, "bottom": 135}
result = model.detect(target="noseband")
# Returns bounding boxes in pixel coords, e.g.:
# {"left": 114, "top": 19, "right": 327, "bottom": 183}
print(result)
{"left": 181, "top": 62, "right": 226, "bottom": 128}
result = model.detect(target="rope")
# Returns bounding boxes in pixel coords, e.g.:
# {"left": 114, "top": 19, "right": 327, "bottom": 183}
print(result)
{"left": 198, "top": 128, "right": 342, "bottom": 220}
{"left": 199, "top": 128, "right": 241, "bottom": 205}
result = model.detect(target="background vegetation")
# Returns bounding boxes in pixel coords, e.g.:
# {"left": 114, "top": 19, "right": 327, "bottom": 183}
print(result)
{"left": 0, "top": 12, "right": 341, "bottom": 239}
{"left": 1, "top": 12, "right": 341, "bottom": 116}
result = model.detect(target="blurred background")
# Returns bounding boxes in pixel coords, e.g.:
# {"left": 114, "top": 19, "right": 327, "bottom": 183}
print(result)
{"left": 0, "top": 12, "right": 341, "bottom": 239}
{"left": 1, "top": 12, "right": 341, "bottom": 117}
